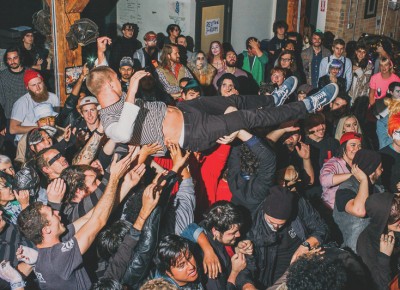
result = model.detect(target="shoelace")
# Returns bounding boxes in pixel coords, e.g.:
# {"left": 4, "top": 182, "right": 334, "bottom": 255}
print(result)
{"left": 274, "top": 84, "right": 289, "bottom": 101}
{"left": 311, "top": 91, "right": 327, "bottom": 112}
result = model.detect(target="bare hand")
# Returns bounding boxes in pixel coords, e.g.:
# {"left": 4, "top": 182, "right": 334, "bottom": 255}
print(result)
{"left": 63, "top": 125, "right": 72, "bottom": 142}
{"left": 123, "top": 163, "right": 146, "bottom": 189}
{"left": 290, "top": 244, "right": 309, "bottom": 264}
{"left": 140, "top": 143, "right": 163, "bottom": 159}
{"left": 81, "top": 63, "right": 89, "bottom": 77}
{"left": 168, "top": 143, "right": 190, "bottom": 172}
{"left": 141, "top": 182, "right": 163, "bottom": 217}
{"left": 380, "top": 231, "right": 395, "bottom": 256}
{"left": 295, "top": 141, "right": 310, "bottom": 160}
{"left": 97, "top": 36, "right": 112, "bottom": 53}
{"left": 127, "top": 70, "right": 151, "bottom": 100}
{"left": 110, "top": 149, "right": 136, "bottom": 179}
{"left": 248, "top": 39, "right": 259, "bottom": 50}
{"left": 235, "top": 240, "right": 254, "bottom": 255}
{"left": 231, "top": 253, "right": 247, "bottom": 273}
{"left": 0, "top": 128, "right": 6, "bottom": 136}
{"left": 36, "top": 58, "right": 43, "bottom": 65}
{"left": 14, "top": 190, "right": 30, "bottom": 209}
{"left": 351, "top": 164, "right": 368, "bottom": 183}
{"left": 46, "top": 178, "right": 66, "bottom": 204}
{"left": 0, "top": 260, "right": 22, "bottom": 284}
{"left": 16, "top": 246, "right": 38, "bottom": 265}
{"left": 91, "top": 159, "right": 105, "bottom": 176}
{"left": 217, "top": 131, "right": 239, "bottom": 144}
{"left": 203, "top": 250, "right": 222, "bottom": 279}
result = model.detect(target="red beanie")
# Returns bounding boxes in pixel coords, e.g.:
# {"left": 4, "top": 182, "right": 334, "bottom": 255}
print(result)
{"left": 388, "top": 113, "right": 400, "bottom": 137}
{"left": 24, "top": 69, "right": 43, "bottom": 88}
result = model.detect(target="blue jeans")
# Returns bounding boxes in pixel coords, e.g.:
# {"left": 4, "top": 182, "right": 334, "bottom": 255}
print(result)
{"left": 376, "top": 116, "right": 392, "bottom": 149}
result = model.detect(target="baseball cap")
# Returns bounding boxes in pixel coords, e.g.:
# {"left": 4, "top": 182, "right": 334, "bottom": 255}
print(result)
{"left": 78, "top": 96, "right": 99, "bottom": 108}
{"left": 120, "top": 56, "right": 134, "bottom": 68}
{"left": 339, "top": 132, "right": 362, "bottom": 145}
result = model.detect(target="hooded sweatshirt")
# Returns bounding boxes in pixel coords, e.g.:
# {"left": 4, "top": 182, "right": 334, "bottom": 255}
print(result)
{"left": 356, "top": 192, "right": 395, "bottom": 290}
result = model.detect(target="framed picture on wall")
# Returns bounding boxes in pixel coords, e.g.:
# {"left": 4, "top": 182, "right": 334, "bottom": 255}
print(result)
{"left": 65, "top": 66, "right": 83, "bottom": 94}
{"left": 364, "top": 0, "right": 378, "bottom": 19}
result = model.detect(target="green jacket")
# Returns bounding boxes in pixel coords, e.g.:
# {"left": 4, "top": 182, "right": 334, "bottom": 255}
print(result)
{"left": 241, "top": 50, "right": 268, "bottom": 85}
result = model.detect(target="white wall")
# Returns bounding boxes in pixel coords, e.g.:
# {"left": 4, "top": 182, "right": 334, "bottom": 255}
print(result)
{"left": 116, "top": 0, "right": 276, "bottom": 52}
{"left": 316, "top": 0, "right": 328, "bottom": 31}
{"left": 116, "top": 0, "right": 195, "bottom": 42}
{"left": 230, "top": 0, "right": 276, "bottom": 52}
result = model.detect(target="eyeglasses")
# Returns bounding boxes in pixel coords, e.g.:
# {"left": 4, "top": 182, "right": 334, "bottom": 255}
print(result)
{"left": 48, "top": 153, "right": 62, "bottom": 166}
{"left": 38, "top": 116, "right": 56, "bottom": 123}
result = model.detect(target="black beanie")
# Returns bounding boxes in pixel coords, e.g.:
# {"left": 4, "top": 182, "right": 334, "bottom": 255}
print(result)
{"left": 263, "top": 186, "right": 294, "bottom": 220}
{"left": 353, "top": 149, "right": 381, "bottom": 176}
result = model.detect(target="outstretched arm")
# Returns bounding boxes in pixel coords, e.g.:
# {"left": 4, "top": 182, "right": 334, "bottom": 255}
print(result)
{"left": 73, "top": 151, "right": 134, "bottom": 254}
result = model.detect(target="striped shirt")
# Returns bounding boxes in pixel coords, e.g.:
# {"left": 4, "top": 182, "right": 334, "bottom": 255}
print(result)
{"left": 0, "top": 222, "right": 34, "bottom": 267}
{"left": 0, "top": 68, "right": 27, "bottom": 118}
{"left": 100, "top": 94, "right": 168, "bottom": 153}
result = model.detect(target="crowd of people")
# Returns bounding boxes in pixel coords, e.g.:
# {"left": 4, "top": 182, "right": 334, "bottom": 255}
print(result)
{"left": 0, "top": 18, "right": 399, "bottom": 290}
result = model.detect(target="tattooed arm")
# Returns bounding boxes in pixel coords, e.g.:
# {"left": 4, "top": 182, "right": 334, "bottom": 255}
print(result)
{"left": 72, "top": 125, "right": 104, "bottom": 165}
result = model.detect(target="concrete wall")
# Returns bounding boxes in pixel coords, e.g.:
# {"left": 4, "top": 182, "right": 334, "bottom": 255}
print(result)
{"left": 325, "top": 0, "right": 400, "bottom": 43}
{"left": 231, "top": 0, "right": 276, "bottom": 52}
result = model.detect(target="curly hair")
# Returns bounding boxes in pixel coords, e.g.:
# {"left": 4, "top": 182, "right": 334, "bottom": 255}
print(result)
{"left": 17, "top": 202, "right": 48, "bottom": 245}
{"left": 239, "top": 143, "right": 259, "bottom": 175}
{"left": 202, "top": 201, "right": 243, "bottom": 233}
{"left": 140, "top": 278, "right": 178, "bottom": 290}
{"left": 60, "top": 165, "right": 93, "bottom": 203}
{"left": 91, "top": 278, "right": 122, "bottom": 290}
{"left": 286, "top": 254, "right": 347, "bottom": 290}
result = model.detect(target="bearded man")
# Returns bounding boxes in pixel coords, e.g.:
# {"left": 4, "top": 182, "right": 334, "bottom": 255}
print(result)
{"left": 10, "top": 69, "right": 59, "bottom": 143}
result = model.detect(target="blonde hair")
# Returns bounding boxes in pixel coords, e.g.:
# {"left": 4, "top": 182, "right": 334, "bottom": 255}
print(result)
{"left": 140, "top": 278, "right": 178, "bottom": 290}
{"left": 335, "top": 115, "right": 362, "bottom": 141}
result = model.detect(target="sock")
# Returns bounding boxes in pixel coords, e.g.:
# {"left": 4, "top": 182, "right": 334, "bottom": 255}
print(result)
{"left": 302, "top": 98, "right": 312, "bottom": 112}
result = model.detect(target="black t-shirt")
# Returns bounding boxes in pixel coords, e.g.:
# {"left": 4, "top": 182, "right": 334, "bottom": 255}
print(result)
{"left": 335, "top": 188, "right": 356, "bottom": 212}
{"left": 34, "top": 224, "right": 92, "bottom": 290}
{"left": 380, "top": 145, "right": 400, "bottom": 193}
{"left": 273, "top": 224, "right": 302, "bottom": 283}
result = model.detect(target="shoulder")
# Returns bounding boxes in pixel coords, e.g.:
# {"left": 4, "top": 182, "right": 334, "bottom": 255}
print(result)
{"left": 13, "top": 93, "right": 30, "bottom": 106}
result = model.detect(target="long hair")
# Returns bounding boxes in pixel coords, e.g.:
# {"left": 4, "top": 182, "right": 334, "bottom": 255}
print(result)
{"left": 277, "top": 50, "right": 297, "bottom": 73}
{"left": 207, "top": 41, "right": 224, "bottom": 63}
{"left": 160, "top": 44, "right": 177, "bottom": 69}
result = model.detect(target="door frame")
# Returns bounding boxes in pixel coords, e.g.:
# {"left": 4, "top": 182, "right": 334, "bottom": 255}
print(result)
{"left": 195, "top": 0, "right": 233, "bottom": 50}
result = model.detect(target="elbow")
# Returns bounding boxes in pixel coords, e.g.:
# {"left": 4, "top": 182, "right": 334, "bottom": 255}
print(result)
{"left": 348, "top": 208, "right": 366, "bottom": 218}
{"left": 9, "top": 125, "right": 17, "bottom": 135}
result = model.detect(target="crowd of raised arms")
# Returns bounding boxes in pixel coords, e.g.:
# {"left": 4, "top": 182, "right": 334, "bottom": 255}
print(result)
{"left": 0, "top": 19, "right": 400, "bottom": 290}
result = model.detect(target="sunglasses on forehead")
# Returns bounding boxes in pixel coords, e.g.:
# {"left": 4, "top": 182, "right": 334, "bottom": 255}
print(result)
{"left": 48, "top": 153, "right": 62, "bottom": 166}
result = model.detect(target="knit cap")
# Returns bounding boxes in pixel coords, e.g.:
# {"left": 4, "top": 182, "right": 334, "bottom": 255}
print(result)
{"left": 263, "top": 186, "right": 294, "bottom": 220}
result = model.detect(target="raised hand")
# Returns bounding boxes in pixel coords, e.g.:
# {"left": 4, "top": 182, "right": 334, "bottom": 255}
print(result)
{"left": 46, "top": 178, "right": 66, "bottom": 204}
{"left": 16, "top": 246, "right": 38, "bottom": 265}
{"left": 14, "top": 190, "right": 30, "bottom": 210}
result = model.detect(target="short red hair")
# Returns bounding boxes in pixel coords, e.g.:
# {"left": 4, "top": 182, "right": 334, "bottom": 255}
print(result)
{"left": 388, "top": 113, "right": 400, "bottom": 136}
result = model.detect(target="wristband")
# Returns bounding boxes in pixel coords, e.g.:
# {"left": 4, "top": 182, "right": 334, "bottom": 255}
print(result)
{"left": 10, "top": 281, "right": 26, "bottom": 290}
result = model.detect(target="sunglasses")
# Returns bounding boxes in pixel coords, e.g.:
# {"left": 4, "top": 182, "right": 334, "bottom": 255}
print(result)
{"left": 48, "top": 153, "right": 62, "bottom": 166}
{"left": 196, "top": 57, "right": 205, "bottom": 60}
{"left": 38, "top": 116, "right": 56, "bottom": 123}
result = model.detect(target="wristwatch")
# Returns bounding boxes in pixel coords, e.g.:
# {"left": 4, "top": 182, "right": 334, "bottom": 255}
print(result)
{"left": 301, "top": 241, "right": 312, "bottom": 250}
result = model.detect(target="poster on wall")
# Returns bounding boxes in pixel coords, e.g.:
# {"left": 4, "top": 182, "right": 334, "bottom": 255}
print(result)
{"left": 116, "top": 0, "right": 193, "bottom": 40}
{"left": 205, "top": 18, "right": 220, "bottom": 36}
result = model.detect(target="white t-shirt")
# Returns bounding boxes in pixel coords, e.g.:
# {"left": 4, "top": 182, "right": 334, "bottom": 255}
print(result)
{"left": 10, "top": 92, "right": 60, "bottom": 141}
